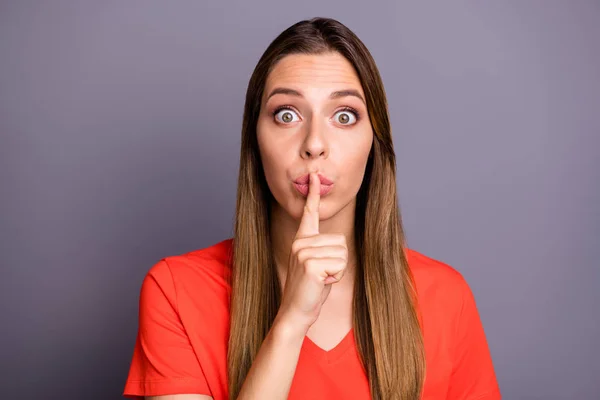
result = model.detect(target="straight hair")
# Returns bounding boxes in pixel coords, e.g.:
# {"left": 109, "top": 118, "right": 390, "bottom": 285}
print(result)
{"left": 228, "top": 17, "right": 426, "bottom": 400}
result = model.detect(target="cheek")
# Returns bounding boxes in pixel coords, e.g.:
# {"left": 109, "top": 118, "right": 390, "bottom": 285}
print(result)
{"left": 340, "top": 134, "right": 372, "bottom": 189}
{"left": 257, "top": 132, "right": 291, "bottom": 196}
{"left": 259, "top": 140, "right": 285, "bottom": 175}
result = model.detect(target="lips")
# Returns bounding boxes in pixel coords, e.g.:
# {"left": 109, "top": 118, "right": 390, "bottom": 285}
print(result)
{"left": 293, "top": 173, "right": 334, "bottom": 185}
{"left": 293, "top": 173, "right": 334, "bottom": 197}
{"left": 293, "top": 182, "right": 333, "bottom": 196}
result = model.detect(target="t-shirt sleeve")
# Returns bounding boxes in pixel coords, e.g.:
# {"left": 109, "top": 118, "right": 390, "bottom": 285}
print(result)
{"left": 446, "top": 277, "right": 501, "bottom": 400}
{"left": 123, "top": 260, "right": 212, "bottom": 399}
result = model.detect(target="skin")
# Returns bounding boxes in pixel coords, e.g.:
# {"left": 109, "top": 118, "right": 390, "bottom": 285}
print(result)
{"left": 148, "top": 51, "right": 373, "bottom": 400}
{"left": 258, "top": 51, "right": 373, "bottom": 304}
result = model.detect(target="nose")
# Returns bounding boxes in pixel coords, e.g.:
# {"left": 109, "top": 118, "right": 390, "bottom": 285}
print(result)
{"left": 300, "top": 120, "right": 329, "bottom": 160}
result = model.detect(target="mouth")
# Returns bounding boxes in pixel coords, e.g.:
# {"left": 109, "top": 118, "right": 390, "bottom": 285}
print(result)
{"left": 293, "top": 173, "right": 334, "bottom": 185}
{"left": 293, "top": 173, "right": 334, "bottom": 197}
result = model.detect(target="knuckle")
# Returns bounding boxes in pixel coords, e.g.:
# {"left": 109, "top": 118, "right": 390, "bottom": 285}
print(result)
{"left": 303, "top": 258, "right": 316, "bottom": 271}
{"left": 302, "top": 257, "right": 311, "bottom": 268}
{"left": 296, "top": 247, "right": 309, "bottom": 262}
{"left": 336, "top": 244, "right": 348, "bottom": 254}
{"left": 291, "top": 239, "right": 303, "bottom": 255}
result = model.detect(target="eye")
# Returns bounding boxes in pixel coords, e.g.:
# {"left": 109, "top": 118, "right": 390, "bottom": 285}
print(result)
{"left": 273, "top": 107, "right": 301, "bottom": 124}
{"left": 334, "top": 107, "right": 359, "bottom": 125}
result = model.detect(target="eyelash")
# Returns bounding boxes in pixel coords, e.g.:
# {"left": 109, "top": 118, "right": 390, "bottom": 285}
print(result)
{"left": 271, "top": 104, "right": 361, "bottom": 123}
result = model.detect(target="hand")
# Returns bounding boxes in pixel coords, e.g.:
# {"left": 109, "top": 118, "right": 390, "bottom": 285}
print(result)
{"left": 275, "top": 172, "right": 349, "bottom": 334}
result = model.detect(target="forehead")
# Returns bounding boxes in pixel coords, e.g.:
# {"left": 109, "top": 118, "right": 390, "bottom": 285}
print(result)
{"left": 263, "top": 52, "right": 364, "bottom": 99}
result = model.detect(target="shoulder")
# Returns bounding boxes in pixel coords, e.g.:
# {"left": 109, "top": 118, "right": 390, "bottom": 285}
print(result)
{"left": 126, "top": 239, "right": 234, "bottom": 399}
{"left": 143, "top": 237, "right": 234, "bottom": 309}
{"left": 404, "top": 247, "right": 473, "bottom": 317}
{"left": 160, "top": 237, "right": 233, "bottom": 283}
{"left": 406, "top": 249, "right": 501, "bottom": 398}
{"left": 406, "top": 248, "right": 469, "bottom": 290}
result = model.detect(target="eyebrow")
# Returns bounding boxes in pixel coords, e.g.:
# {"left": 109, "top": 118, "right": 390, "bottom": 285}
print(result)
{"left": 266, "top": 87, "right": 366, "bottom": 105}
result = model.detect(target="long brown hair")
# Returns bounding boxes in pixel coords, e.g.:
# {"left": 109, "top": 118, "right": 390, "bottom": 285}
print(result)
{"left": 228, "top": 17, "right": 425, "bottom": 400}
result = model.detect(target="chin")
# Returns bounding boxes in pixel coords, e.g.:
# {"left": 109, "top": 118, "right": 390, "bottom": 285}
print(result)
{"left": 300, "top": 199, "right": 339, "bottom": 221}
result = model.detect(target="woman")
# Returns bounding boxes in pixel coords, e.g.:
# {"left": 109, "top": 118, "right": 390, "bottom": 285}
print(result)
{"left": 123, "top": 17, "right": 500, "bottom": 400}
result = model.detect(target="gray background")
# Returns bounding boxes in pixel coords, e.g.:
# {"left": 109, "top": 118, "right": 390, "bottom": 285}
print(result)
{"left": 1, "top": 1, "right": 598, "bottom": 399}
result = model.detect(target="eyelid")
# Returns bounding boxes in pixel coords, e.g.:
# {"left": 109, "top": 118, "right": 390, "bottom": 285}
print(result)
{"left": 272, "top": 104, "right": 300, "bottom": 115}
{"left": 335, "top": 106, "right": 360, "bottom": 118}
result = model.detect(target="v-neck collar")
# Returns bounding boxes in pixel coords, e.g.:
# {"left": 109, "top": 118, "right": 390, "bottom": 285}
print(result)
{"left": 302, "top": 328, "right": 355, "bottom": 364}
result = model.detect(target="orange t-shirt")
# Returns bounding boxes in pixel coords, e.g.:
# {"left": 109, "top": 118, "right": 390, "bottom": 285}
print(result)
{"left": 123, "top": 238, "right": 501, "bottom": 399}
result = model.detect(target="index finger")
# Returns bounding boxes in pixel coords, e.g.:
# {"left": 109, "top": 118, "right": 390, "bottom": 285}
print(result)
{"left": 295, "top": 172, "right": 320, "bottom": 238}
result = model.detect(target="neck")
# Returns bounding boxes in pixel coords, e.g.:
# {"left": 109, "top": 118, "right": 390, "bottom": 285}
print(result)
{"left": 270, "top": 198, "right": 358, "bottom": 288}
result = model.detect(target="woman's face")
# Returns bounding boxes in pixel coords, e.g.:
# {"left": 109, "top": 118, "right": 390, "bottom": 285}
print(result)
{"left": 257, "top": 51, "right": 374, "bottom": 223}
